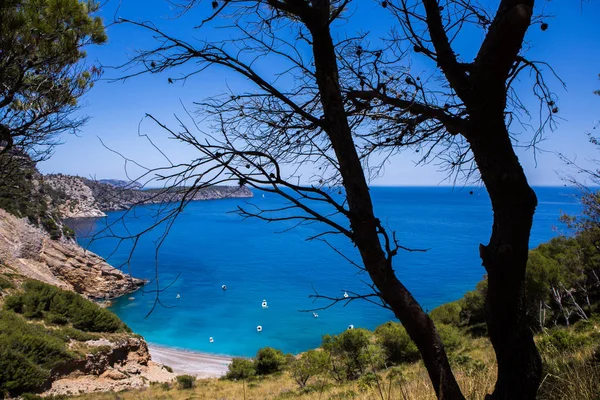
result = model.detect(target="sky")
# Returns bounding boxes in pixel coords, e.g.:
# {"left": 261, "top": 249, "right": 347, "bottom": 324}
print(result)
{"left": 38, "top": 0, "right": 600, "bottom": 186}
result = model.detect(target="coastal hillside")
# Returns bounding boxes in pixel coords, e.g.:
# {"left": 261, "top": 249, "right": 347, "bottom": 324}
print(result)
{"left": 45, "top": 174, "right": 253, "bottom": 219}
{"left": 0, "top": 276, "right": 174, "bottom": 397}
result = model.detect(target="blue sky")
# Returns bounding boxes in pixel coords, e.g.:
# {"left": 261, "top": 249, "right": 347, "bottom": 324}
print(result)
{"left": 39, "top": 0, "right": 600, "bottom": 186}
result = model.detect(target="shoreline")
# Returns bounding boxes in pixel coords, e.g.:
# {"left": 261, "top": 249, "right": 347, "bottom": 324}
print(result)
{"left": 148, "top": 344, "right": 233, "bottom": 378}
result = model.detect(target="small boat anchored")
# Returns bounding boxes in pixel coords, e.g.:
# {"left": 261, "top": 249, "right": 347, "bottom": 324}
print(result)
{"left": 221, "top": 285, "right": 227, "bottom": 291}
{"left": 209, "top": 337, "right": 214, "bottom": 343}
{"left": 348, "top": 324, "right": 354, "bottom": 330}
{"left": 257, "top": 325, "right": 263, "bottom": 332}
{"left": 313, "top": 312, "right": 319, "bottom": 318}
{"left": 176, "top": 294, "right": 181, "bottom": 299}
{"left": 128, "top": 297, "right": 135, "bottom": 301}
{"left": 343, "top": 291, "right": 349, "bottom": 299}
{"left": 262, "top": 300, "right": 268, "bottom": 309}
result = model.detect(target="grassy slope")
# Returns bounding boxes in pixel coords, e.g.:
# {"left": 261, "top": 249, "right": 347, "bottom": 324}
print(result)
{"left": 71, "top": 319, "right": 599, "bottom": 400}
{"left": 0, "top": 269, "right": 133, "bottom": 397}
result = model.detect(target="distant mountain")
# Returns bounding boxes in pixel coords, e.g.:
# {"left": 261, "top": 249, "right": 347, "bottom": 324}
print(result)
{"left": 97, "top": 179, "right": 143, "bottom": 190}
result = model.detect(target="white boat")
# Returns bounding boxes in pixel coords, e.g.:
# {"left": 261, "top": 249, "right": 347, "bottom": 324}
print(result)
{"left": 176, "top": 294, "right": 181, "bottom": 299}
{"left": 262, "top": 300, "right": 268, "bottom": 309}
{"left": 343, "top": 291, "right": 349, "bottom": 299}
{"left": 209, "top": 337, "right": 214, "bottom": 343}
{"left": 257, "top": 325, "right": 263, "bottom": 332}
{"left": 348, "top": 324, "right": 354, "bottom": 330}
{"left": 221, "top": 285, "right": 227, "bottom": 290}
{"left": 313, "top": 312, "right": 319, "bottom": 318}
{"left": 128, "top": 297, "right": 135, "bottom": 301}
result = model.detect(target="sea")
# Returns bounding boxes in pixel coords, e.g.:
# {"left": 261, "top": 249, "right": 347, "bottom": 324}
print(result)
{"left": 70, "top": 186, "right": 581, "bottom": 357}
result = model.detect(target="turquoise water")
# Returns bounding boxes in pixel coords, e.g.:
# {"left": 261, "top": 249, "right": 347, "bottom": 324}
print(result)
{"left": 71, "top": 186, "right": 580, "bottom": 357}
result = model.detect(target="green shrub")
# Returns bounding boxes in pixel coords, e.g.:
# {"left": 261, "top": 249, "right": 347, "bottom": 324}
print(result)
{"left": 322, "top": 328, "right": 383, "bottom": 381}
{"left": 290, "top": 350, "right": 329, "bottom": 388}
{"left": 436, "top": 324, "right": 465, "bottom": 352}
{"left": 430, "top": 301, "right": 462, "bottom": 326}
{"left": 225, "top": 358, "right": 256, "bottom": 380}
{"left": 58, "top": 327, "right": 98, "bottom": 342}
{"left": 0, "top": 275, "right": 14, "bottom": 291}
{"left": 0, "top": 311, "right": 74, "bottom": 396}
{"left": 0, "top": 346, "right": 50, "bottom": 396}
{"left": 46, "top": 313, "right": 68, "bottom": 325}
{"left": 538, "top": 328, "right": 589, "bottom": 353}
{"left": 175, "top": 374, "right": 196, "bottom": 389}
{"left": 163, "top": 365, "right": 174, "bottom": 373}
{"left": 374, "top": 322, "right": 420, "bottom": 365}
{"left": 3, "top": 295, "right": 24, "bottom": 313}
{"left": 357, "top": 372, "right": 380, "bottom": 392}
{"left": 255, "top": 347, "right": 287, "bottom": 375}
{"left": 460, "top": 279, "right": 487, "bottom": 327}
{"left": 4, "top": 280, "right": 127, "bottom": 333}
{"left": 450, "top": 354, "right": 487, "bottom": 376}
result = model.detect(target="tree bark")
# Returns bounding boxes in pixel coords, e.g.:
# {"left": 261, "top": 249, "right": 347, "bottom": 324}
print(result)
{"left": 304, "top": 6, "right": 465, "bottom": 398}
{"left": 466, "top": 115, "right": 542, "bottom": 400}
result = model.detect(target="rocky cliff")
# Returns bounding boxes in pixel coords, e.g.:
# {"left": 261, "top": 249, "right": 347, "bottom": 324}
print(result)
{"left": 0, "top": 208, "right": 144, "bottom": 299}
{"left": 45, "top": 174, "right": 253, "bottom": 219}
{"left": 45, "top": 336, "right": 175, "bottom": 397}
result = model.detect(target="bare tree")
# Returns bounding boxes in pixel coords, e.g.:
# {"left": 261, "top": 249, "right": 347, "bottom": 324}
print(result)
{"left": 112, "top": 0, "right": 564, "bottom": 398}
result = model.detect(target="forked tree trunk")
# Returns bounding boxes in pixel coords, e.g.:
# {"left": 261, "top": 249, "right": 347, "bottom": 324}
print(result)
{"left": 305, "top": 11, "right": 465, "bottom": 399}
{"left": 467, "top": 116, "right": 542, "bottom": 399}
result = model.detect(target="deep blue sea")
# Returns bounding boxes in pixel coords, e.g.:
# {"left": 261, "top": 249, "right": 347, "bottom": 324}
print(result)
{"left": 71, "top": 186, "right": 580, "bottom": 357}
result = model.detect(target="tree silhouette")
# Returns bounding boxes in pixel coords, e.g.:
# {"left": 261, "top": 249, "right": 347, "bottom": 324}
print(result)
{"left": 114, "top": 0, "right": 562, "bottom": 398}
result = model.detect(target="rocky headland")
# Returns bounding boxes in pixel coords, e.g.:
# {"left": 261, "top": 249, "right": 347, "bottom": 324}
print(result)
{"left": 0, "top": 208, "right": 145, "bottom": 300}
{"left": 44, "top": 174, "right": 254, "bottom": 219}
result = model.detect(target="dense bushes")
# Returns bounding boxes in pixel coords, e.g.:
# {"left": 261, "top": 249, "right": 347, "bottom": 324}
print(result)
{"left": 4, "top": 280, "right": 128, "bottom": 333}
{"left": 290, "top": 350, "right": 329, "bottom": 387}
{"left": 224, "top": 347, "right": 287, "bottom": 381}
{"left": 373, "top": 322, "right": 419, "bottom": 365}
{"left": 255, "top": 347, "right": 287, "bottom": 375}
{"left": 429, "top": 301, "right": 462, "bottom": 326}
{"left": 322, "top": 328, "right": 383, "bottom": 381}
{"left": 0, "top": 275, "right": 14, "bottom": 291}
{"left": 0, "top": 280, "right": 130, "bottom": 396}
{"left": 176, "top": 375, "right": 196, "bottom": 389}
{"left": 0, "top": 311, "right": 74, "bottom": 396}
{"left": 225, "top": 358, "right": 256, "bottom": 380}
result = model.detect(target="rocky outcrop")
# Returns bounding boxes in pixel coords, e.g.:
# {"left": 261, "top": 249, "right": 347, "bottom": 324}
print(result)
{"left": 44, "top": 174, "right": 107, "bottom": 218}
{"left": 44, "top": 336, "right": 175, "bottom": 397}
{"left": 45, "top": 173, "right": 254, "bottom": 219}
{"left": 0, "top": 208, "right": 145, "bottom": 299}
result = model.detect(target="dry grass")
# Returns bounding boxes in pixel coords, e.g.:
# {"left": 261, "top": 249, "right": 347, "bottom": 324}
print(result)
{"left": 71, "top": 327, "right": 600, "bottom": 400}
{"left": 73, "top": 340, "right": 497, "bottom": 400}
{"left": 538, "top": 347, "right": 600, "bottom": 400}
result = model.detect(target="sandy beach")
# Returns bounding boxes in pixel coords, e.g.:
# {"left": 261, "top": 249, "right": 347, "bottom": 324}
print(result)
{"left": 149, "top": 345, "right": 232, "bottom": 378}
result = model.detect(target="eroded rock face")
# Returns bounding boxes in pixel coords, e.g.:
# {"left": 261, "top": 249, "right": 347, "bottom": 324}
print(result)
{"left": 45, "top": 337, "right": 175, "bottom": 397}
{"left": 0, "top": 208, "right": 145, "bottom": 299}
{"left": 43, "top": 175, "right": 106, "bottom": 219}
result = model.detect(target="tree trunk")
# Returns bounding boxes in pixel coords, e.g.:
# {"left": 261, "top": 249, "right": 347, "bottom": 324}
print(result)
{"left": 467, "top": 116, "right": 542, "bottom": 400}
{"left": 305, "top": 10, "right": 464, "bottom": 399}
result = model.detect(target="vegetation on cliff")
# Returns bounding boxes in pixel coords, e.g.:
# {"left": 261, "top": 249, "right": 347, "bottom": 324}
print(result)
{"left": 0, "top": 276, "right": 131, "bottom": 397}
{"left": 0, "top": 153, "right": 71, "bottom": 239}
